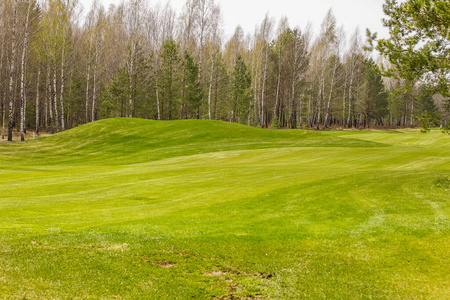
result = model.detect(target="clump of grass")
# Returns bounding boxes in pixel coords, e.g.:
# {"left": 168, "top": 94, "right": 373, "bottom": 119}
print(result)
{"left": 433, "top": 176, "right": 450, "bottom": 190}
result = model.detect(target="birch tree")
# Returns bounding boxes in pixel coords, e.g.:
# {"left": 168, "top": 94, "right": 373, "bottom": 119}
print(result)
{"left": 19, "top": 0, "right": 33, "bottom": 141}
{"left": 0, "top": 2, "right": 6, "bottom": 139}
{"left": 124, "top": 0, "right": 144, "bottom": 118}
{"left": 323, "top": 26, "right": 344, "bottom": 128}
{"left": 346, "top": 30, "right": 364, "bottom": 127}
{"left": 205, "top": 3, "right": 222, "bottom": 120}
{"left": 286, "top": 28, "right": 309, "bottom": 128}
{"left": 257, "top": 15, "right": 274, "bottom": 128}
{"left": 147, "top": 2, "right": 175, "bottom": 120}
{"left": 7, "top": 0, "right": 18, "bottom": 141}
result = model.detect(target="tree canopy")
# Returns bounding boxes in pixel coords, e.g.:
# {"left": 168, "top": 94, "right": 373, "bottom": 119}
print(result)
{"left": 369, "top": 0, "right": 450, "bottom": 96}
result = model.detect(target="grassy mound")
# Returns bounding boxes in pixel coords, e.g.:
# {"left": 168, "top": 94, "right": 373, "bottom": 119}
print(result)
{"left": 1, "top": 118, "right": 387, "bottom": 166}
{"left": 0, "top": 119, "right": 449, "bottom": 299}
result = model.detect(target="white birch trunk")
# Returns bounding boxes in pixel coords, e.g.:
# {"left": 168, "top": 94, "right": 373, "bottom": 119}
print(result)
{"left": 342, "top": 68, "right": 348, "bottom": 125}
{"left": 252, "top": 48, "right": 259, "bottom": 127}
{"left": 91, "top": 47, "right": 98, "bottom": 122}
{"left": 85, "top": 36, "right": 92, "bottom": 123}
{"left": 324, "top": 55, "right": 338, "bottom": 128}
{"left": 47, "top": 64, "right": 53, "bottom": 133}
{"left": 7, "top": 2, "right": 17, "bottom": 141}
{"left": 316, "top": 74, "right": 324, "bottom": 128}
{"left": 156, "top": 73, "right": 161, "bottom": 120}
{"left": 208, "top": 51, "right": 214, "bottom": 120}
{"left": 1, "top": 90, "right": 4, "bottom": 139}
{"left": 274, "top": 64, "right": 281, "bottom": 117}
{"left": 347, "top": 59, "right": 355, "bottom": 127}
{"left": 261, "top": 46, "right": 268, "bottom": 127}
{"left": 290, "top": 37, "right": 299, "bottom": 128}
{"left": 53, "top": 64, "right": 60, "bottom": 133}
{"left": 60, "top": 48, "right": 65, "bottom": 131}
{"left": 20, "top": 2, "right": 32, "bottom": 141}
{"left": 290, "top": 72, "right": 296, "bottom": 128}
{"left": 128, "top": 43, "right": 135, "bottom": 118}
{"left": 1, "top": 22, "right": 5, "bottom": 139}
{"left": 36, "top": 68, "right": 41, "bottom": 134}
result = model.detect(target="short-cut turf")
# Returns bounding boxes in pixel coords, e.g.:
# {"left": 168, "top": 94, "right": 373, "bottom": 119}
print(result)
{"left": 1, "top": 118, "right": 449, "bottom": 299}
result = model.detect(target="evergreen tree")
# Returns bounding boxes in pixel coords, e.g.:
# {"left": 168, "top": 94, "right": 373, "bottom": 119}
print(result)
{"left": 231, "top": 55, "right": 252, "bottom": 124}
{"left": 182, "top": 51, "right": 203, "bottom": 119}
{"left": 369, "top": 0, "right": 450, "bottom": 96}
{"left": 356, "top": 59, "right": 389, "bottom": 128}
{"left": 100, "top": 68, "right": 130, "bottom": 118}
{"left": 160, "top": 39, "right": 181, "bottom": 120}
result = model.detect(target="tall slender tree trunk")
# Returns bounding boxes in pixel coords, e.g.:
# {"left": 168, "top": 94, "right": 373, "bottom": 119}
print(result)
{"left": 46, "top": 64, "right": 52, "bottom": 133}
{"left": 67, "top": 68, "right": 74, "bottom": 127}
{"left": 290, "top": 74, "right": 296, "bottom": 129}
{"left": 208, "top": 51, "right": 215, "bottom": 120}
{"left": 307, "top": 85, "right": 312, "bottom": 127}
{"left": 8, "top": 2, "right": 17, "bottom": 141}
{"left": 299, "top": 92, "right": 304, "bottom": 127}
{"left": 85, "top": 37, "right": 92, "bottom": 123}
{"left": 20, "top": 69, "right": 25, "bottom": 141}
{"left": 168, "top": 66, "right": 173, "bottom": 120}
{"left": 91, "top": 47, "right": 98, "bottom": 122}
{"left": 290, "top": 56, "right": 297, "bottom": 129}
{"left": 1, "top": 90, "right": 4, "bottom": 139}
{"left": 128, "top": 42, "right": 135, "bottom": 118}
{"left": 347, "top": 56, "right": 356, "bottom": 128}
{"left": 316, "top": 77, "right": 324, "bottom": 130}
{"left": 261, "top": 46, "right": 269, "bottom": 127}
{"left": 1, "top": 23, "right": 5, "bottom": 139}
{"left": 46, "top": 64, "right": 54, "bottom": 133}
{"left": 23, "top": 65, "right": 27, "bottom": 134}
{"left": 342, "top": 68, "right": 348, "bottom": 126}
{"left": 35, "top": 68, "right": 41, "bottom": 134}
{"left": 60, "top": 48, "right": 66, "bottom": 131}
{"left": 20, "top": 1, "right": 32, "bottom": 141}
{"left": 53, "top": 64, "right": 60, "bottom": 132}
{"left": 214, "top": 70, "right": 218, "bottom": 119}
{"left": 156, "top": 74, "right": 161, "bottom": 120}
{"left": 290, "top": 38, "right": 299, "bottom": 129}
{"left": 274, "top": 65, "right": 281, "bottom": 118}
{"left": 253, "top": 53, "right": 259, "bottom": 127}
{"left": 324, "top": 56, "right": 338, "bottom": 128}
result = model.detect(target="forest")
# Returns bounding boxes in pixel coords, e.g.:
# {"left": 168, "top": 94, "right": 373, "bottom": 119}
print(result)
{"left": 0, "top": 0, "right": 449, "bottom": 142}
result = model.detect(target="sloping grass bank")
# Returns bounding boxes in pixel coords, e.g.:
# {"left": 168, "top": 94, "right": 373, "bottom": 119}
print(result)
{"left": 0, "top": 119, "right": 449, "bottom": 299}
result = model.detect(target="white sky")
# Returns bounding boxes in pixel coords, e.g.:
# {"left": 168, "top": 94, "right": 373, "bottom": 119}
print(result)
{"left": 78, "top": 0, "right": 389, "bottom": 40}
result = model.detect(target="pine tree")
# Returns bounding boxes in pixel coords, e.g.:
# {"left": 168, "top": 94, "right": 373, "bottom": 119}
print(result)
{"left": 182, "top": 51, "right": 203, "bottom": 119}
{"left": 231, "top": 55, "right": 252, "bottom": 124}
{"left": 356, "top": 59, "right": 388, "bottom": 128}
{"left": 160, "top": 39, "right": 181, "bottom": 120}
{"left": 369, "top": 0, "right": 450, "bottom": 96}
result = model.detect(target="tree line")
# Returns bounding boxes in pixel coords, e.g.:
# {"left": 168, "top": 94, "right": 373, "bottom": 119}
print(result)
{"left": 0, "top": 0, "right": 448, "bottom": 141}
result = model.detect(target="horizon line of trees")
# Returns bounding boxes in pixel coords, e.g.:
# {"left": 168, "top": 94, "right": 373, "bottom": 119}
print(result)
{"left": 1, "top": 0, "right": 449, "bottom": 141}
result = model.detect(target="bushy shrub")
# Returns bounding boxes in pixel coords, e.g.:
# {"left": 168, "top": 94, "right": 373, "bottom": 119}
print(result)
{"left": 271, "top": 116, "right": 281, "bottom": 129}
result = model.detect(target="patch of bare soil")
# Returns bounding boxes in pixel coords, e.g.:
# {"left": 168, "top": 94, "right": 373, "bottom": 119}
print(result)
{"left": 151, "top": 260, "right": 174, "bottom": 268}
{"left": 204, "top": 270, "right": 227, "bottom": 277}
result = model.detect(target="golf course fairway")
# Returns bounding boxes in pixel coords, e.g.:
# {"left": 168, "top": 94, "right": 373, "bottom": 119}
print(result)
{"left": 0, "top": 118, "right": 449, "bottom": 299}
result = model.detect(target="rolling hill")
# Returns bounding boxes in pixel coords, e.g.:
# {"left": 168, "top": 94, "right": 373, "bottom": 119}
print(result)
{"left": 0, "top": 119, "right": 449, "bottom": 299}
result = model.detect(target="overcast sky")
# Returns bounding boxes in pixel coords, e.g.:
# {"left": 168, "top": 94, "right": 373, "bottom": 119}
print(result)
{"left": 78, "top": 0, "right": 389, "bottom": 40}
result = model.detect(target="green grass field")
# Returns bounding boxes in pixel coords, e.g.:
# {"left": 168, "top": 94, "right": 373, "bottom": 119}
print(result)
{"left": 0, "top": 118, "right": 449, "bottom": 299}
